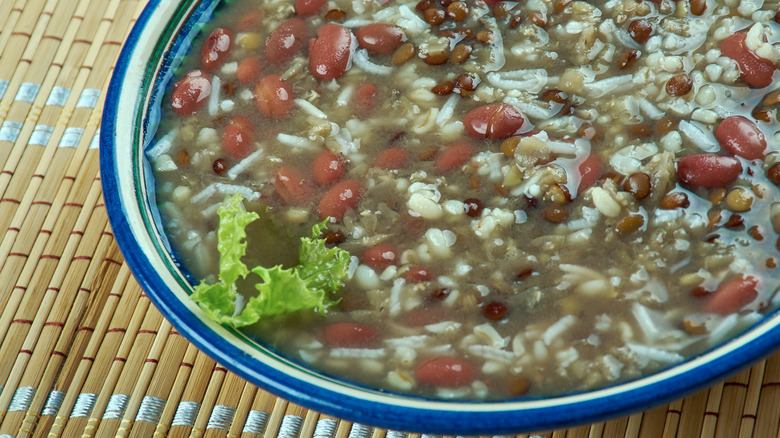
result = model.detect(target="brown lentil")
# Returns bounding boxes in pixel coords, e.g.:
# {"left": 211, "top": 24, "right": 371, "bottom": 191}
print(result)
{"left": 432, "top": 80, "right": 455, "bottom": 95}
{"left": 690, "top": 0, "right": 707, "bottom": 15}
{"left": 500, "top": 136, "right": 521, "bottom": 157}
{"left": 476, "top": 29, "right": 496, "bottom": 44}
{"left": 578, "top": 124, "right": 602, "bottom": 140}
{"left": 617, "top": 49, "right": 640, "bottom": 70}
{"left": 725, "top": 188, "right": 754, "bottom": 212}
{"left": 213, "top": 158, "right": 228, "bottom": 175}
{"left": 654, "top": 116, "right": 679, "bottom": 136}
{"left": 447, "top": 2, "right": 469, "bottom": 21}
{"left": 616, "top": 215, "right": 644, "bottom": 235}
{"left": 660, "top": 192, "right": 690, "bottom": 209}
{"left": 628, "top": 19, "right": 654, "bottom": 44}
{"left": 710, "top": 188, "right": 727, "bottom": 205}
{"left": 415, "top": 0, "right": 435, "bottom": 13}
{"left": 749, "top": 225, "right": 764, "bottom": 241}
{"left": 627, "top": 123, "right": 652, "bottom": 138}
{"left": 428, "top": 287, "right": 452, "bottom": 300}
{"left": 767, "top": 163, "right": 780, "bottom": 185}
{"left": 176, "top": 149, "right": 190, "bottom": 166}
{"left": 450, "top": 44, "right": 472, "bottom": 63}
{"left": 323, "top": 228, "right": 347, "bottom": 244}
{"left": 423, "top": 8, "right": 446, "bottom": 25}
{"left": 753, "top": 108, "right": 772, "bottom": 123}
{"left": 463, "top": 198, "right": 485, "bottom": 217}
{"left": 482, "top": 301, "right": 508, "bottom": 320}
{"left": 508, "top": 376, "right": 532, "bottom": 396}
{"left": 623, "top": 172, "right": 652, "bottom": 199}
{"left": 724, "top": 214, "right": 745, "bottom": 229}
{"left": 763, "top": 89, "right": 780, "bottom": 106}
{"left": 421, "top": 51, "right": 449, "bottom": 65}
{"left": 666, "top": 74, "right": 693, "bottom": 96}
{"left": 515, "top": 267, "right": 535, "bottom": 282}
{"left": 545, "top": 184, "right": 572, "bottom": 205}
{"left": 455, "top": 73, "right": 480, "bottom": 93}
{"left": 540, "top": 89, "right": 568, "bottom": 104}
{"left": 768, "top": 257, "right": 778, "bottom": 269}
{"left": 492, "top": 2, "right": 512, "bottom": 18}
{"left": 391, "top": 43, "right": 415, "bottom": 64}
{"left": 324, "top": 9, "right": 347, "bottom": 21}
{"left": 683, "top": 318, "right": 708, "bottom": 335}
{"left": 542, "top": 205, "right": 568, "bottom": 223}
{"left": 553, "top": 0, "right": 574, "bottom": 13}
{"left": 528, "top": 11, "right": 547, "bottom": 27}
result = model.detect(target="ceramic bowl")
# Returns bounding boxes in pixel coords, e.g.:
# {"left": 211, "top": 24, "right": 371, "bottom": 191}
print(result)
{"left": 100, "top": 0, "right": 780, "bottom": 434}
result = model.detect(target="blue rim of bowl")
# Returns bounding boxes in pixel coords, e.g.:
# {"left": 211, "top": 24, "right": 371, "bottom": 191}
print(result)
{"left": 100, "top": 0, "right": 780, "bottom": 434}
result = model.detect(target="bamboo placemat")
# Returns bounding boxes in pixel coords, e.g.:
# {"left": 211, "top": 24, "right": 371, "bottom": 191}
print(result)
{"left": 0, "top": 1, "right": 779, "bottom": 437}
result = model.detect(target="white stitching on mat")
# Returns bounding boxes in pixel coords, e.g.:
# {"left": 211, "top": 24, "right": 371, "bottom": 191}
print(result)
{"left": 206, "top": 404, "right": 236, "bottom": 430}
{"left": 0, "top": 80, "right": 8, "bottom": 100}
{"left": 45, "top": 86, "right": 71, "bottom": 107}
{"left": 8, "top": 386, "right": 36, "bottom": 412}
{"left": 29, "top": 124, "right": 54, "bottom": 146}
{"left": 75, "top": 88, "right": 100, "bottom": 109}
{"left": 348, "top": 423, "right": 372, "bottom": 438}
{"left": 172, "top": 401, "right": 200, "bottom": 427}
{"left": 42, "top": 390, "right": 66, "bottom": 416}
{"left": 15, "top": 83, "right": 40, "bottom": 103}
{"left": 385, "top": 431, "right": 408, "bottom": 438}
{"left": 242, "top": 409, "right": 270, "bottom": 435}
{"left": 58, "top": 127, "right": 84, "bottom": 148}
{"left": 136, "top": 395, "right": 166, "bottom": 423}
{"left": 278, "top": 414, "right": 303, "bottom": 438}
{"left": 71, "top": 393, "right": 98, "bottom": 418}
{"left": 313, "top": 418, "right": 339, "bottom": 437}
{"left": 0, "top": 121, "right": 22, "bottom": 142}
{"left": 89, "top": 129, "right": 100, "bottom": 149}
{"left": 103, "top": 393, "right": 130, "bottom": 419}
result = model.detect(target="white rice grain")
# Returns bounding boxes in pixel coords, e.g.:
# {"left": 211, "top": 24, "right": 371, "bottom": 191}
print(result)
{"left": 295, "top": 98, "right": 327, "bottom": 118}
{"left": 353, "top": 49, "right": 393, "bottom": 75}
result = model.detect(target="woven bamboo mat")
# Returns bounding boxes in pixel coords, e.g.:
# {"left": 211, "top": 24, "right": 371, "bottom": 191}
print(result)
{"left": 0, "top": 1, "right": 778, "bottom": 437}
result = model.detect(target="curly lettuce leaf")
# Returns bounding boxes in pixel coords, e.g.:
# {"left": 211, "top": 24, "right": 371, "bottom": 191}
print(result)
{"left": 190, "top": 194, "right": 349, "bottom": 327}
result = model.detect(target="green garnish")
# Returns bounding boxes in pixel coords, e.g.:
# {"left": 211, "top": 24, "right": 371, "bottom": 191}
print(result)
{"left": 190, "top": 193, "right": 350, "bottom": 327}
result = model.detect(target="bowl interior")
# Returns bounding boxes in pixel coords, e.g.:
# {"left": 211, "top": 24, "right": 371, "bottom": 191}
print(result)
{"left": 100, "top": 0, "right": 780, "bottom": 434}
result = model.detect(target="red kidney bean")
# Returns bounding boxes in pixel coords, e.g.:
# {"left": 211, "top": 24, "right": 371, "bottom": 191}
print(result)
{"left": 318, "top": 179, "right": 364, "bottom": 220}
{"left": 321, "top": 321, "right": 381, "bottom": 348}
{"left": 415, "top": 357, "right": 476, "bottom": 387}
{"left": 362, "top": 243, "right": 399, "bottom": 270}
{"left": 714, "top": 116, "right": 767, "bottom": 160}
{"left": 463, "top": 104, "right": 526, "bottom": 140}
{"left": 706, "top": 275, "right": 759, "bottom": 314}
{"left": 295, "top": 0, "right": 328, "bottom": 15}
{"left": 236, "top": 57, "right": 263, "bottom": 84}
{"left": 405, "top": 267, "right": 433, "bottom": 283}
{"left": 721, "top": 32, "right": 776, "bottom": 89}
{"left": 482, "top": 301, "right": 508, "bottom": 320}
{"left": 201, "top": 28, "right": 233, "bottom": 70}
{"left": 171, "top": 70, "right": 211, "bottom": 116}
{"left": 254, "top": 74, "right": 294, "bottom": 119}
{"left": 676, "top": 154, "right": 742, "bottom": 188}
{"left": 221, "top": 116, "right": 255, "bottom": 159}
{"left": 265, "top": 18, "right": 308, "bottom": 66}
{"left": 237, "top": 10, "right": 264, "bottom": 31}
{"left": 435, "top": 141, "right": 474, "bottom": 171}
{"left": 374, "top": 147, "right": 409, "bottom": 170}
{"left": 401, "top": 305, "right": 446, "bottom": 326}
{"left": 309, "top": 24, "right": 355, "bottom": 80}
{"left": 355, "top": 23, "right": 406, "bottom": 55}
{"left": 576, "top": 153, "right": 603, "bottom": 195}
{"left": 273, "top": 166, "right": 313, "bottom": 205}
{"left": 312, "top": 150, "right": 346, "bottom": 185}
{"left": 355, "top": 82, "right": 377, "bottom": 110}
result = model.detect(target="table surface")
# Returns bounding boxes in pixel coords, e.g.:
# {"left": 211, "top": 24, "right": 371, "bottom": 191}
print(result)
{"left": 0, "top": 0, "right": 779, "bottom": 437}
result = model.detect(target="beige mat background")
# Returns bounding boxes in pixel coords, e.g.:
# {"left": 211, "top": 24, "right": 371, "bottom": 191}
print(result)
{"left": 0, "top": 0, "right": 778, "bottom": 436}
